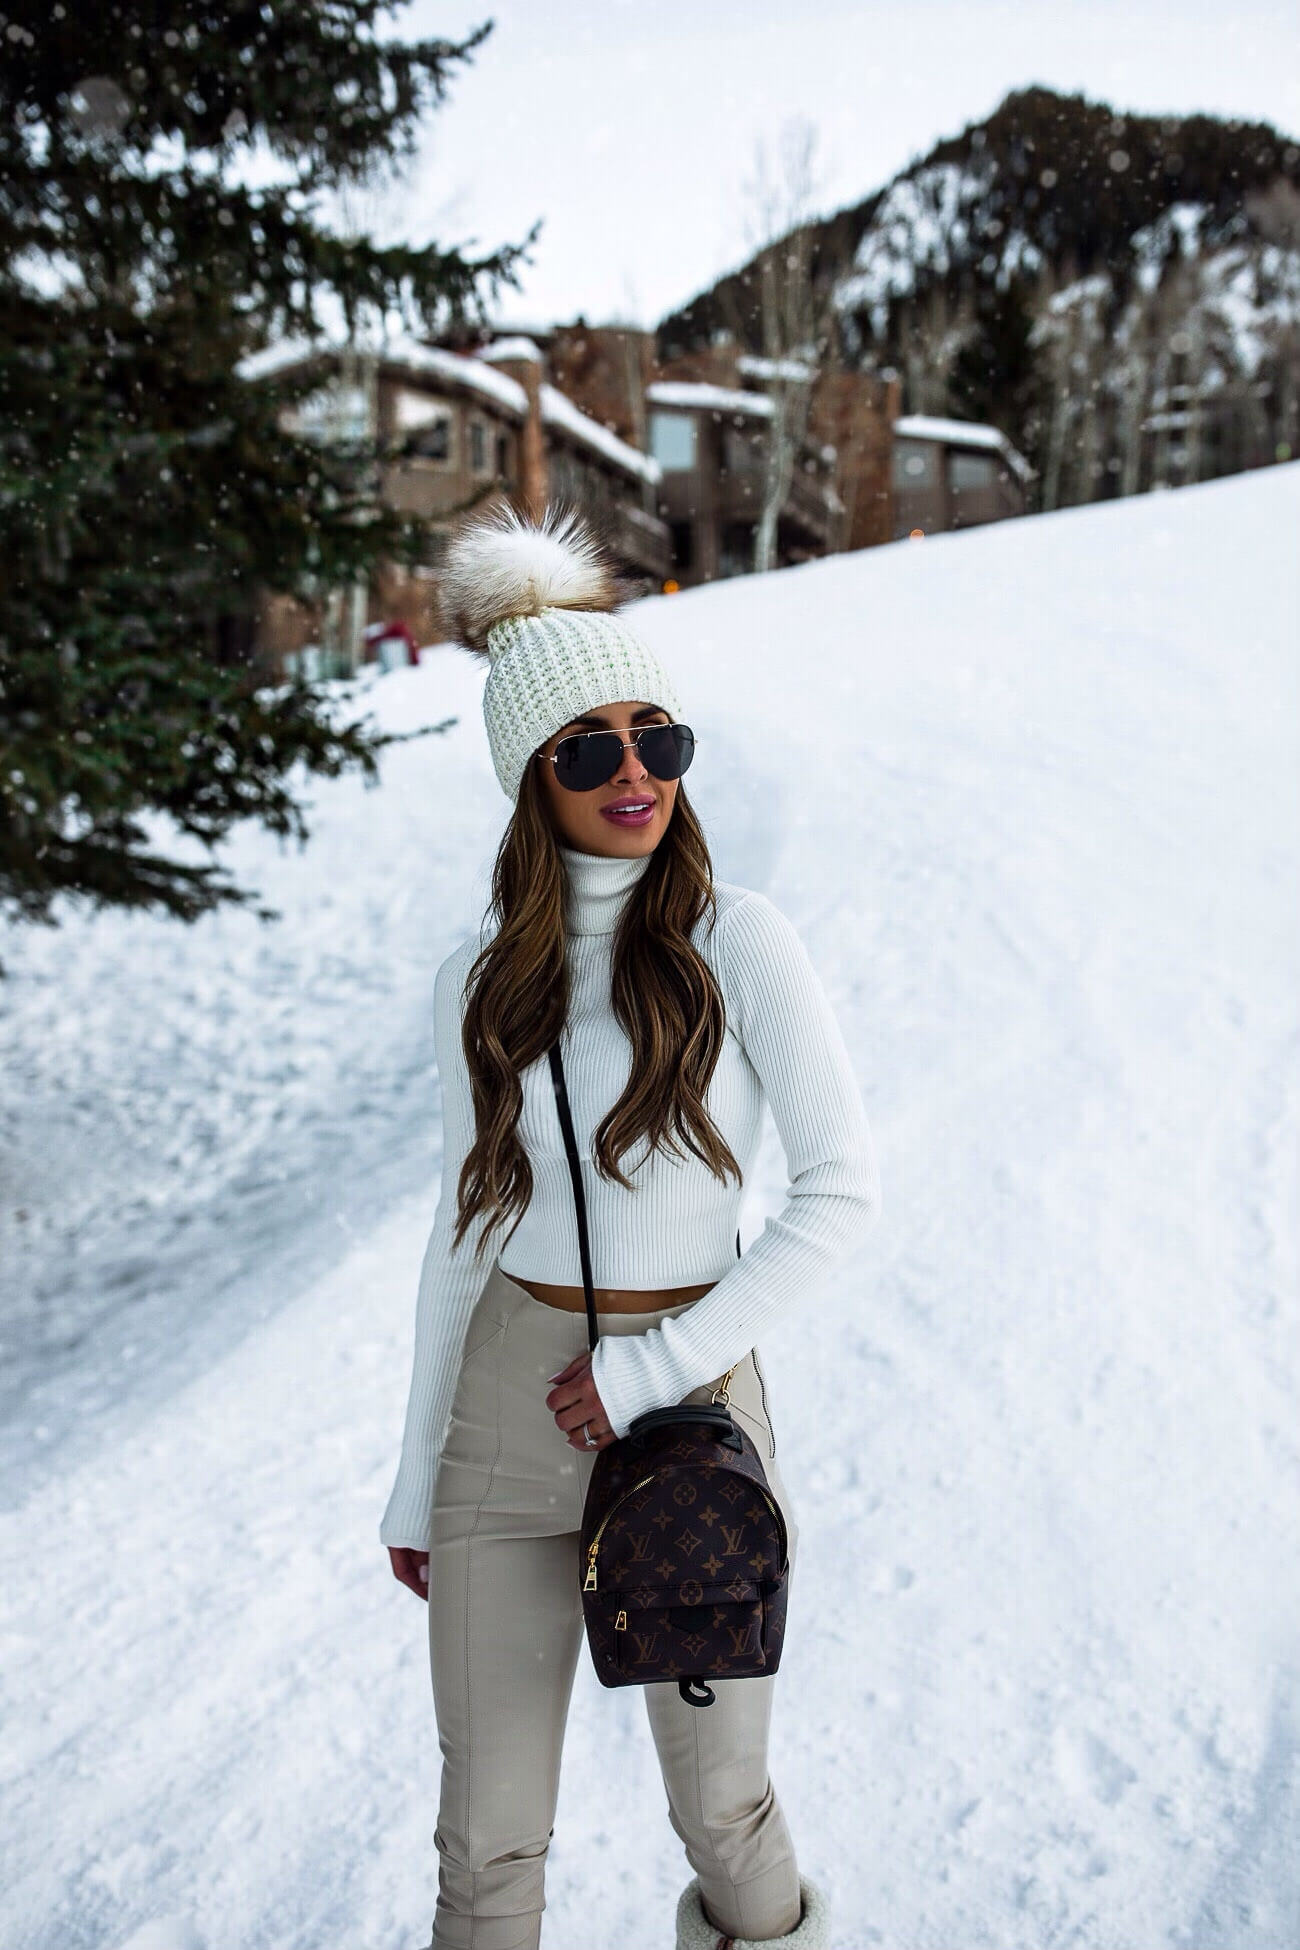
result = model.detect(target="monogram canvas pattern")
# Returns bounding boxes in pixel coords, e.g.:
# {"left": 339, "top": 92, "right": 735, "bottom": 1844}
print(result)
{"left": 580, "top": 1413, "right": 790, "bottom": 1690}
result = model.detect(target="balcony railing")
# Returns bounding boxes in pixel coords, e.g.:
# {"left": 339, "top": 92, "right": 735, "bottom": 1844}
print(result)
{"left": 782, "top": 466, "right": 841, "bottom": 545}
{"left": 610, "top": 499, "right": 674, "bottom": 579}
{"left": 709, "top": 457, "right": 842, "bottom": 546}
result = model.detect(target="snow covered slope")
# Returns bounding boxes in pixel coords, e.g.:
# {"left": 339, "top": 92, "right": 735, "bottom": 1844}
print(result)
{"left": 1, "top": 464, "right": 1297, "bottom": 1949}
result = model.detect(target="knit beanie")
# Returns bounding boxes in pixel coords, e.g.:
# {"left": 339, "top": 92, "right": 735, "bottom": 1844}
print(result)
{"left": 437, "top": 498, "right": 686, "bottom": 802}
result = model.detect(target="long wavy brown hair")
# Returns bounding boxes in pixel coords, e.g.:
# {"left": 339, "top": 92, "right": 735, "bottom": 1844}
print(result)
{"left": 449, "top": 761, "right": 744, "bottom": 1264}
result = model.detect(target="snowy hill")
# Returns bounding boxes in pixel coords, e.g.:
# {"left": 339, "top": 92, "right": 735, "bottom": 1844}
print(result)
{"left": 2, "top": 465, "right": 1298, "bottom": 1949}
{"left": 662, "top": 86, "right": 1300, "bottom": 506}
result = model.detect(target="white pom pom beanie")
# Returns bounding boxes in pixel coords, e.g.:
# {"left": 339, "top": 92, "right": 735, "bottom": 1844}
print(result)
{"left": 438, "top": 498, "right": 686, "bottom": 802}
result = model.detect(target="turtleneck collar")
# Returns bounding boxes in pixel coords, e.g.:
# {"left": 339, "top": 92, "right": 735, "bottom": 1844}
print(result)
{"left": 559, "top": 842, "right": 654, "bottom": 936}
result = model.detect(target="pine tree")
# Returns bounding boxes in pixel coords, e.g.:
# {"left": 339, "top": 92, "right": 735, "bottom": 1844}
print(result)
{"left": 945, "top": 270, "right": 1048, "bottom": 476}
{"left": 0, "top": 3, "right": 537, "bottom": 948}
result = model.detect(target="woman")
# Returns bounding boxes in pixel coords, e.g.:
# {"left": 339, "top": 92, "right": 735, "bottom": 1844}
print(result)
{"left": 380, "top": 499, "right": 880, "bottom": 1950}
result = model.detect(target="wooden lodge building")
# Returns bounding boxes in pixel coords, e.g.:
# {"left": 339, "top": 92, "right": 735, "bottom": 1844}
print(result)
{"left": 890, "top": 414, "right": 1032, "bottom": 539}
{"left": 236, "top": 326, "right": 1030, "bottom": 678}
{"left": 238, "top": 334, "right": 669, "bottom": 676}
{"left": 537, "top": 324, "right": 902, "bottom": 581}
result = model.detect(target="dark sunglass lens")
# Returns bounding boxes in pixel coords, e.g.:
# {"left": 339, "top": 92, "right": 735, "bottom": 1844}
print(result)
{"left": 554, "top": 729, "right": 624, "bottom": 790}
{"left": 640, "top": 722, "right": 693, "bottom": 780}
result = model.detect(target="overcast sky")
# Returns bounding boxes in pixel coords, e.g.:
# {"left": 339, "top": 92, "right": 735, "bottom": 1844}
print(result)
{"left": 383, "top": 0, "right": 1299, "bottom": 330}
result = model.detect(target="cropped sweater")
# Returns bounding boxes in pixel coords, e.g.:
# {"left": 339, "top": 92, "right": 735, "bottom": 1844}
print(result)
{"left": 379, "top": 841, "right": 881, "bottom": 1551}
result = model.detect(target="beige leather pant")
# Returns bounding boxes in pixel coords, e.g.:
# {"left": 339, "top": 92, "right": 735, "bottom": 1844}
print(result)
{"left": 427, "top": 1255, "right": 803, "bottom": 1948}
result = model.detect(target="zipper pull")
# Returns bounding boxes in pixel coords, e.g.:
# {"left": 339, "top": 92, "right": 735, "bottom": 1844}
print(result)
{"left": 583, "top": 1546, "right": 598, "bottom": 1592}
{"left": 614, "top": 1609, "right": 628, "bottom": 1631}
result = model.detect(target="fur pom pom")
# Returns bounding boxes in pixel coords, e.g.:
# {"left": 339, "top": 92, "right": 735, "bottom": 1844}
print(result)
{"left": 439, "top": 499, "right": 624, "bottom": 653}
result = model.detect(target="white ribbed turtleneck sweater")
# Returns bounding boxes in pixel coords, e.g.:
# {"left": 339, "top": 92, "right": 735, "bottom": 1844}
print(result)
{"left": 379, "top": 842, "right": 880, "bottom": 1550}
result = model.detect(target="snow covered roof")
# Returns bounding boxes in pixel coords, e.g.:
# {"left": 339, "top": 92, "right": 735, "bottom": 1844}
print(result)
{"left": 894, "top": 413, "right": 1011, "bottom": 450}
{"left": 236, "top": 334, "right": 659, "bottom": 478}
{"left": 236, "top": 337, "right": 326, "bottom": 383}
{"left": 235, "top": 334, "right": 529, "bottom": 418}
{"left": 645, "top": 381, "right": 774, "bottom": 420}
{"left": 377, "top": 338, "right": 528, "bottom": 416}
{"left": 539, "top": 383, "right": 660, "bottom": 484}
{"left": 736, "top": 353, "right": 816, "bottom": 383}
{"left": 479, "top": 336, "right": 545, "bottom": 364}
{"left": 893, "top": 413, "right": 1034, "bottom": 483}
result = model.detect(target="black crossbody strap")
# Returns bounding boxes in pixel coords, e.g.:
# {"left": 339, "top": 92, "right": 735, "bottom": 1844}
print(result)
{"left": 547, "top": 1039, "right": 741, "bottom": 1358}
{"left": 547, "top": 1041, "right": 600, "bottom": 1352}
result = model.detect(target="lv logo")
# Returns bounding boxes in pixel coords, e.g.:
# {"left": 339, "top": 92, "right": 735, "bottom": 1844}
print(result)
{"left": 633, "top": 1632, "right": 660, "bottom": 1664}
{"left": 727, "top": 1624, "right": 754, "bottom": 1654}
{"left": 627, "top": 1533, "right": 653, "bottom": 1562}
{"left": 720, "top": 1524, "right": 745, "bottom": 1555}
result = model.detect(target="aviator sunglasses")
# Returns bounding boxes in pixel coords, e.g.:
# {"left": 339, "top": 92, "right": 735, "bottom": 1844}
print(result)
{"left": 538, "top": 718, "right": 696, "bottom": 793}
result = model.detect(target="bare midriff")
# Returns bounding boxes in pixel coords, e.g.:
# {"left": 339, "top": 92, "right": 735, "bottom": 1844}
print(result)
{"left": 507, "top": 1274, "right": 720, "bottom": 1314}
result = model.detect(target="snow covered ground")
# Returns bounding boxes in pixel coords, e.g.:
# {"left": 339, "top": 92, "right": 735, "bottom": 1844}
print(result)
{"left": 1, "top": 463, "right": 1297, "bottom": 1950}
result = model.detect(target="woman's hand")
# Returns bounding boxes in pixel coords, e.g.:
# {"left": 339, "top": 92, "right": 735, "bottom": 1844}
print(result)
{"left": 546, "top": 1349, "right": 617, "bottom": 1450}
{"left": 389, "top": 1546, "right": 430, "bottom": 1600}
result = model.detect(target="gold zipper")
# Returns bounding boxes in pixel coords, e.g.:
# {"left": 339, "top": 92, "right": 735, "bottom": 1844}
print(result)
{"left": 751, "top": 1483, "right": 786, "bottom": 1567}
{"left": 583, "top": 1472, "right": 657, "bottom": 1591}
{"left": 583, "top": 1472, "right": 786, "bottom": 1592}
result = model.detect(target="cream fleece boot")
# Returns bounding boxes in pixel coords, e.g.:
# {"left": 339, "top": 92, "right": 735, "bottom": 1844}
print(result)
{"left": 674, "top": 1871, "right": 831, "bottom": 1950}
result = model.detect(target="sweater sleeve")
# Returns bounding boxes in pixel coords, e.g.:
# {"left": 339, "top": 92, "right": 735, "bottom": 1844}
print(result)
{"left": 588, "top": 890, "right": 881, "bottom": 1439}
{"left": 378, "top": 942, "right": 494, "bottom": 1551}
